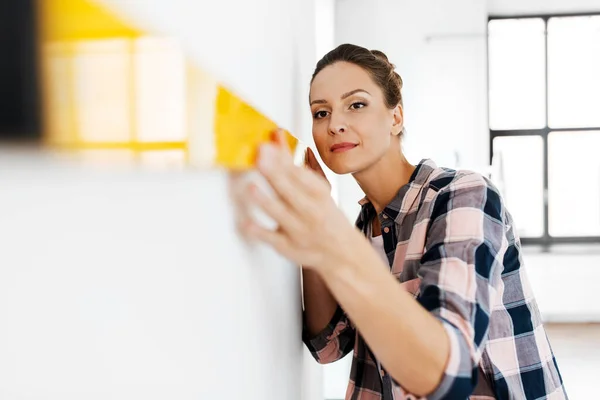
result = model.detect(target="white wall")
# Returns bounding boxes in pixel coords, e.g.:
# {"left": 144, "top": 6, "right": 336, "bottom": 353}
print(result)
{"left": 0, "top": 0, "right": 333, "bottom": 398}
{"left": 524, "top": 248, "right": 600, "bottom": 323}
{"left": 102, "top": 0, "right": 303, "bottom": 141}
{"left": 298, "top": 2, "right": 335, "bottom": 399}
{"left": 101, "top": 1, "right": 332, "bottom": 398}
{"left": 0, "top": 154, "right": 302, "bottom": 400}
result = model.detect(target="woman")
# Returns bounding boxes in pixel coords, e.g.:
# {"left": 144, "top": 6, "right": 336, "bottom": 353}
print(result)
{"left": 238, "top": 44, "right": 567, "bottom": 399}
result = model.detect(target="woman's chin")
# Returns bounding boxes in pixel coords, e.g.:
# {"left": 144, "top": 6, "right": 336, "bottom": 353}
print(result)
{"left": 320, "top": 152, "right": 368, "bottom": 175}
{"left": 327, "top": 161, "right": 361, "bottom": 175}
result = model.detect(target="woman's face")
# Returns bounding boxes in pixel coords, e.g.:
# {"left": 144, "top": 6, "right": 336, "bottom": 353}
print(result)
{"left": 309, "top": 61, "right": 403, "bottom": 175}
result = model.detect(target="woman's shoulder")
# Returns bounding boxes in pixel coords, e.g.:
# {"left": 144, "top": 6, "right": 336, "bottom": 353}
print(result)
{"left": 423, "top": 164, "right": 504, "bottom": 217}
{"left": 426, "top": 165, "right": 499, "bottom": 195}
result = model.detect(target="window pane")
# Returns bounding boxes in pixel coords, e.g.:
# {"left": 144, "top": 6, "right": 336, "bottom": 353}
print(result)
{"left": 492, "top": 136, "right": 544, "bottom": 237}
{"left": 488, "top": 19, "right": 546, "bottom": 130}
{"left": 548, "top": 16, "right": 600, "bottom": 128}
{"left": 548, "top": 131, "right": 600, "bottom": 236}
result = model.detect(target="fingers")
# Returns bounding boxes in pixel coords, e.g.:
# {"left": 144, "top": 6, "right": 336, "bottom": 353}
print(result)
{"left": 240, "top": 218, "right": 293, "bottom": 256}
{"left": 246, "top": 181, "right": 304, "bottom": 234}
{"left": 257, "top": 130, "right": 332, "bottom": 215}
{"left": 271, "top": 128, "right": 291, "bottom": 154}
{"left": 257, "top": 144, "right": 315, "bottom": 211}
{"left": 228, "top": 170, "right": 253, "bottom": 226}
{"left": 306, "top": 147, "right": 324, "bottom": 174}
{"left": 305, "top": 147, "right": 331, "bottom": 189}
{"left": 290, "top": 167, "right": 330, "bottom": 200}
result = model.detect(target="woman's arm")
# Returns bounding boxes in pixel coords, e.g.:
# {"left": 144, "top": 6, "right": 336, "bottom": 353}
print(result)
{"left": 302, "top": 268, "right": 338, "bottom": 336}
{"left": 301, "top": 146, "right": 356, "bottom": 363}
{"left": 239, "top": 140, "right": 504, "bottom": 398}
{"left": 320, "top": 174, "right": 506, "bottom": 399}
{"left": 320, "top": 229, "right": 450, "bottom": 397}
{"left": 302, "top": 268, "right": 356, "bottom": 364}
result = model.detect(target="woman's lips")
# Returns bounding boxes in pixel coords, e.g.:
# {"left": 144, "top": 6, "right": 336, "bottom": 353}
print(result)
{"left": 330, "top": 143, "right": 358, "bottom": 153}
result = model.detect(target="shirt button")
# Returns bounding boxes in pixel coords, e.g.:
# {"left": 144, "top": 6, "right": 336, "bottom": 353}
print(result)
{"left": 383, "top": 227, "right": 390, "bottom": 233}
{"left": 383, "top": 214, "right": 388, "bottom": 219}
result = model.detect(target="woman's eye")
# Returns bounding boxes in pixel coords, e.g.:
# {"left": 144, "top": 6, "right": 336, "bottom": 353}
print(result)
{"left": 313, "top": 110, "right": 329, "bottom": 119}
{"left": 350, "top": 102, "right": 366, "bottom": 110}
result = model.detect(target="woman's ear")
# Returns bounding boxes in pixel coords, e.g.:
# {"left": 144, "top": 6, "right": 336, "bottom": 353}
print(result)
{"left": 392, "top": 104, "right": 404, "bottom": 136}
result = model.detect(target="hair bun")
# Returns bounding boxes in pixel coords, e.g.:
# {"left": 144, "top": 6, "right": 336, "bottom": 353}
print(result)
{"left": 371, "top": 49, "right": 402, "bottom": 90}
{"left": 394, "top": 71, "right": 403, "bottom": 90}
{"left": 370, "top": 50, "right": 393, "bottom": 67}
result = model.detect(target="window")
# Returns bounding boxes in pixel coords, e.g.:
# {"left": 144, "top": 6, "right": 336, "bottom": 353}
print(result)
{"left": 488, "top": 13, "right": 600, "bottom": 245}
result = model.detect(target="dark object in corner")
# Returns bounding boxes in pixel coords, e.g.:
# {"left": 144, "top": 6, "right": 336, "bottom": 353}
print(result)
{"left": 0, "top": 0, "right": 41, "bottom": 142}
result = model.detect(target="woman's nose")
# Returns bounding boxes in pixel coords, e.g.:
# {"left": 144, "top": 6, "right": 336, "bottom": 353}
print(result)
{"left": 328, "top": 117, "right": 347, "bottom": 135}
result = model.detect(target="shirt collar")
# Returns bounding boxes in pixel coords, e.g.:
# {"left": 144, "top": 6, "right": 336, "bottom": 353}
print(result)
{"left": 357, "top": 159, "right": 438, "bottom": 210}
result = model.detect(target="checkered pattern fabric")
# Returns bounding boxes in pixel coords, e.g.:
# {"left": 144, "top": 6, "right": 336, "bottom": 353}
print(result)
{"left": 303, "top": 159, "right": 567, "bottom": 400}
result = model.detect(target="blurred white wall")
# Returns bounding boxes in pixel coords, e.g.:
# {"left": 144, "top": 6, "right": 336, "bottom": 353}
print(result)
{"left": 525, "top": 249, "right": 600, "bottom": 322}
{"left": 101, "top": 1, "right": 332, "bottom": 398}
{"left": 0, "top": 156, "right": 303, "bottom": 400}
{"left": 102, "top": 0, "right": 318, "bottom": 143}
{"left": 1, "top": 0, "right": 337, "bottom": 398}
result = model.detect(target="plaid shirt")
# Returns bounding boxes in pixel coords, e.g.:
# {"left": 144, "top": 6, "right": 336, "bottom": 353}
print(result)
{"left": 303, "top": 159, "right": 567, "bottom": 400}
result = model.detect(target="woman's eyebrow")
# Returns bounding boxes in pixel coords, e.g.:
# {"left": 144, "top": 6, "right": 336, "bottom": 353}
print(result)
{"left": 310, "top": 89, "right": 370, "bottom": 106}
{"left": 341, "top": 89, "right": 370, "bottom": 99}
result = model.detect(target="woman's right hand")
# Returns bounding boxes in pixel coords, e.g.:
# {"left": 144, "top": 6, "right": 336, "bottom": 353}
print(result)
{"left": 304, "top": 147, "right": 331, "bottom": 189}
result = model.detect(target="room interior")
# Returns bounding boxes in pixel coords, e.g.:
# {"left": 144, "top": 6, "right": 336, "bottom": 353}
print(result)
{"left": 0, "top": 0, "right": 598, "bottom": 399}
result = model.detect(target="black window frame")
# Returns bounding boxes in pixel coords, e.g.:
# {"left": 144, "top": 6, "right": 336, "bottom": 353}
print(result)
{"left": 488, "top": 12, "right": 600, "bottom": 247}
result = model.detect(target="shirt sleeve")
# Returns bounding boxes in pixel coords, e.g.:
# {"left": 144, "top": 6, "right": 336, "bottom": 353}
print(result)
{"left": 302, "top": 305, "right": 356, "bottom": 364}
{"left": 416, "top": 173, "right": 508, "bottom": 400}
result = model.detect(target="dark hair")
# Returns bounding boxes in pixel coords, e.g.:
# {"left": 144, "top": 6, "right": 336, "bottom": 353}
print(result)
{"left": 311, "top": 43, "right": 404, "bottom": 109}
